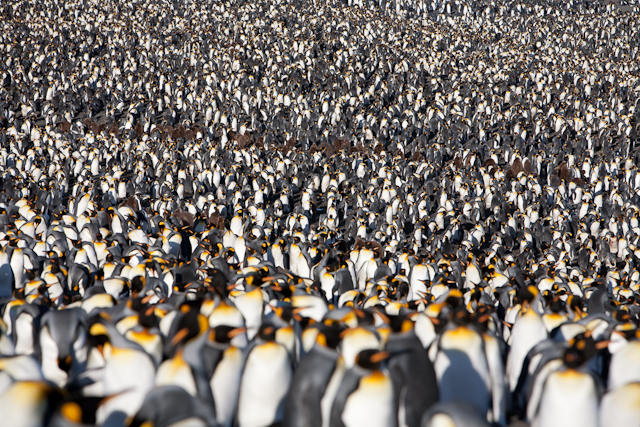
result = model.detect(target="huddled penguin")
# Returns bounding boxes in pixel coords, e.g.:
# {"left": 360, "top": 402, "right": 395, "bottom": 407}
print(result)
{"left": 236, "top": 323, "right": 293, "bottom": 427}
{"left": 329, "top": 348, "right": 396, "bottom": 427}
{"left": 0, "top": 0, "right": 638, "bottom": 426}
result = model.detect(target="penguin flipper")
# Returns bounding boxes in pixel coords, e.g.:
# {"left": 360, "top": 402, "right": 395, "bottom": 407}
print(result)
{"left": 283, "top": 347, "right": 338, "bottom": 427}
{"left": 328, "top": 369, "right": 362, "bottom": 427}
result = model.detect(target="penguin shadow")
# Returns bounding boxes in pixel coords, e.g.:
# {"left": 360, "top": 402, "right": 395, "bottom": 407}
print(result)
{"left": 438, "top": 349, "right": 489, "bottom": 415}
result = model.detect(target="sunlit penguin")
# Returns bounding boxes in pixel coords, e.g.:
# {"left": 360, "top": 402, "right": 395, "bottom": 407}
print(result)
{"left": 329, "top": 349, "right": 395, "bottom": 427}
{"left": 236, "top": 323, "right": 293, "bottom": 427}
{"left": 531, "top": 338, "right": 604, "bottom": 427}
{"left": 39, "top": 308, "right": 88, "bottom": 388}
{"left": 204, "top": 325, "right": 247, "bottom": 427}
{"left": 91, "top": 318, "right": 156, "bottom": 426}
{"left": 434, "top": 308, "right": 492, "bottom": 419}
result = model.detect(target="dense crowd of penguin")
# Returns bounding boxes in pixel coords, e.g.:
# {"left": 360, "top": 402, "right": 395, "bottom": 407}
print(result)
{"left": 1, "top": 0, "right": 640, "bottom": 426}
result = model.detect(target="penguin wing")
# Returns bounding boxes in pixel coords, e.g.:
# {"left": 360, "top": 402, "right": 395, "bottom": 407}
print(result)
{"left": 387, "top": 333, "right": 439, "bottom": 425}
{"left": 283, "top": 347, "right": 339, "bottom": 427}
{"left": 201, "top": 343, "right": 225, "bottom": 379}
{"left": 329, "top": 368, "right": 363, "bottom": 427}
{"left": 334, "top": 270, "right": 354, "bottom": 295}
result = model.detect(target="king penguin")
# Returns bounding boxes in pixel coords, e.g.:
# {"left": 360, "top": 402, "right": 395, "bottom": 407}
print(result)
{"left": 385, "top": 314, "right": 439, "bottom": 427}
{"left": 531, "top": 339, "right": 603, "bottom": 427}
{"left": 506, "top": 286, "right": 548, "bottom": 394}
{"left": 329, "top": 349, "right": 395, "bottom": 427}
{"left": 283, "top": 323, "right": 345, "bottom": 427}
{"left": 236, "top": 323, "right": 293, "bottom": 427}
{"left": 599, "top": 382, "right": 640, "bottom": 427}
{"left": 433, "top": 307, "right": 491, "bottom": 418}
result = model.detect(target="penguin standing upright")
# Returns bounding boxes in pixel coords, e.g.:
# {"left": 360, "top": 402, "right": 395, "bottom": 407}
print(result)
{"left": 329, "top": 349, "right": 396, "bottom": 427}
{"left": 237, "top": 323, "right": 293, "bottom": 427}
{"left": 39, "top": 308, "right": 88, "bottom": 388}
{"left": 0, "top": 381, "right": 64, "bottom": 427}
{"left": 607, "top": 329, "right": 640, "bottom": 390}
{"left": 156, "top": 307, "right": 215, "bottom": 411}
{"left": 283, "top": 323, "right": 345, "bottom": 427}
{"left": 0, "top": 247, "right": 14, "bottom": 298}
{"left": 385, "top": 315, "right": 439, "bottom": 427}
{"left": 204, "top": 325, "right": 246, "bottom": 427}
{"left": 506, "top": 287, "right": 548, "bottom": 394}
{"left": 531, "top": 336, "right": 604, "bottom": 427}
{"left": 434, "top": 308, "right": 491, "bottom": 418}
{"left": 92, "top": 317, "right": 157, "bottom": 426}
{"left": 599, "top": 382, "right": 640, "bottom": 427}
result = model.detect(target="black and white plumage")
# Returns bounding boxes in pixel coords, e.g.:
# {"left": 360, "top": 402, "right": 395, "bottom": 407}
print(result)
{"left": 0, "top": 0, "right": 639, "bottom": 426}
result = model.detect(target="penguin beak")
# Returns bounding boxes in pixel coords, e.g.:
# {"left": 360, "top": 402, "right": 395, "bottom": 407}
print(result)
{"left": 141, "top": 294, "right": 154, "bottom": 304}
{"left": 369, "top": 351, "right": 390, "bottom": 363}
{"left": 477, "top": 313, "right": 491, "bottom": 324}
{"left": 171, "top": 328, "right": 190, "bottom": 345}
{"left": 228, "top": 327, "right": 247, "bottom": 338}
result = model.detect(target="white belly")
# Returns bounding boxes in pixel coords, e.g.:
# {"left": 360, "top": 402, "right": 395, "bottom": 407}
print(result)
{"left": 534, "top": 369, "right": 598, "bottom": 427}
{"left": 237, "top": 343, "right": 291, "bottom": 427}
{"left": 341, "top": 371, "right": 394, "bottom": 427}
{"left": 600, "top": 383, "right": 640, "bottom": 427}
{"left": 212, "top": 347, "right": 244, "bottom": 427}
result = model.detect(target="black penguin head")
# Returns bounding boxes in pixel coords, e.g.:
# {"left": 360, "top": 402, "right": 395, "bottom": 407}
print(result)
{"left": 516, "top": 285, "right": 539, "bottom": 307}
{"left": 138, "top": 305, "right": 157, "bottom": 329}
{"left": 169, "top": 304, "right": 207, "bottom": 352}
{"left": 57, "top": 397, "right": 105, "bottom": 425}
{"left": 257, "top": 323, "right": 277, "bottom": 341}
{"left": 130, "top": 276, "right": 146, "bottom": 297}
{"left": 562, "top": 347, "right": 587, "bottom": 369}
{"left": 451, "top": 306, "right": 472, "bottom": 326}
{"left": 355, "top": 349, "right": 389, "bottom": 370}
{"left": 386, "top": 314, "right": 414, "bottom": 334}
{"left": 565, "top": 331, "right": 610, "bottom": 368}
{"left": 209, "top": 325, "right": 246, "bottom": 344}
{"left": 316, "top": 323, "right": 346, "bottom": 350}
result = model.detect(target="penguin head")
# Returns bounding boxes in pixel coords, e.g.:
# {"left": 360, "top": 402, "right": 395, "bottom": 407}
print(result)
{"left": 564, "top": 331, "right": 610, "bottom": 368}
{"left": 562, "top": 347, "right": 587, "bottom": 369}
{"left": 130, "top": 276, "right": 146, "bottom": 297}
{"left": 516, "top": 285, "right": 539, "bottom": 308}
{"left": 257, "top": 323, "right": 278, "bottom": 342}
{"left": 209, "top": 325, "right": 246, "bottom": 345}
{"left": 386, "top": 314, "right": 414, "bottom": 334}
{"left": 169, "top": 304, "right": 208, "bottom": 353}
{"left": 450, "top": 306, "right": 472, "bottom": 327}
{"left": 315, "top": 323, "right": 346, "bottom": 350}
{"left": 135, "top": 302, "right": 157, "bottom": 329}
{"left": 355, "top": 349, "right": 389, "bottom": 370}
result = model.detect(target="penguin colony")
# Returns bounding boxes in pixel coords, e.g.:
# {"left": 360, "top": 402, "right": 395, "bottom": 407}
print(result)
{"left": 1, "top": 0, "right": 640, "bottom": 426}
